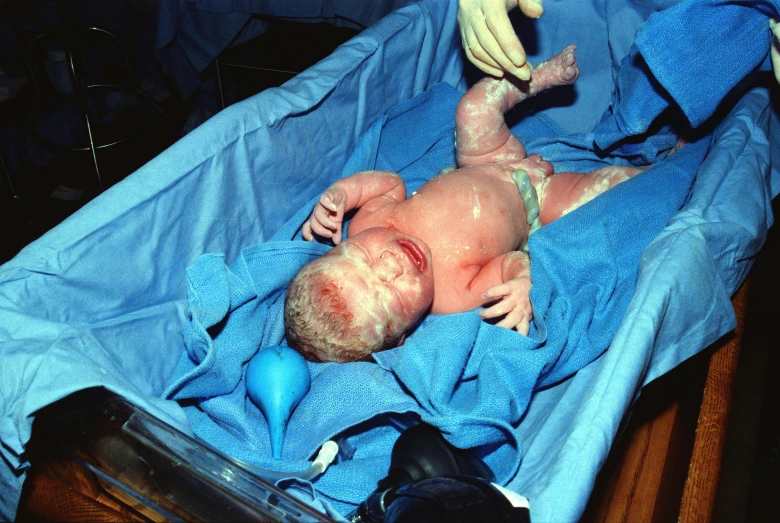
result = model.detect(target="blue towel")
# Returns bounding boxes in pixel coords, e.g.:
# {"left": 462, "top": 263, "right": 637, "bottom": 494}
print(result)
{"left": 169, "top": 78, "right": 710, "bottom": 513}
{"left": 595, "top": 0, "right": 779, "bottom": 151}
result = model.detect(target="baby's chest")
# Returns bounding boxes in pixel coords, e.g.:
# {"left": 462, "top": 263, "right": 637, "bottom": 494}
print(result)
{"left": 415, "top": 173, "right": 524, "bottom": 230}
{"left": 411, "top": 192, "right": 526, "bottom": 259}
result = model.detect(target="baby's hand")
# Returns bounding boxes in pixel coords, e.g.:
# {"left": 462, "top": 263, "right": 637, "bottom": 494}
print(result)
{"left": 480, "top": 276, "right": 533, "bottom": 335}
{"left": 302, "top": 186, "right": 347, "bottom": 244}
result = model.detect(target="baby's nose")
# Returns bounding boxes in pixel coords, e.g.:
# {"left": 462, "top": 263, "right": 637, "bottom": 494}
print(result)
{"left": 376, "top": 251, "right": 402, "bottom": 282}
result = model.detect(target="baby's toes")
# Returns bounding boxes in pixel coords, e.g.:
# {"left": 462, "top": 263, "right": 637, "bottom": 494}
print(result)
{"left": 559, "top": 45, "right": 579, "bottom": 82}
{"left": 559, "top": 45, "right": 576, "bottom": 67}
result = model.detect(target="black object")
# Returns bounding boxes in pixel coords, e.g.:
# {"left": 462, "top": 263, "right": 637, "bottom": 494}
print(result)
{"left": 384, "top": 475, "right": 529, "bottom": 523}
{"left": 20, "top": 0, "right": 176, "bottom": 191}
{"left": 378, "top": 422, "right": 494, "bottom": 492}
{"left": 349, "top": 423, "right": 530, "bottom": 522}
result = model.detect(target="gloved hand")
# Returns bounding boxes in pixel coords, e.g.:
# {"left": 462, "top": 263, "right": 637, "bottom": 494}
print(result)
{"left": 457, "top": 0, "right": 544, "bottom": 80}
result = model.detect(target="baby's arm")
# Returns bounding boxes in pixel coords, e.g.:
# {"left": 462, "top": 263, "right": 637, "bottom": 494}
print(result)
{"left": 456, "top": 44, "right": 579, "bottom": 167}
{"left": 302, "top": 170, "right": 406, "bottom": 244}
{"left": 469, "top": 251, "right": 533, "bottom": 335}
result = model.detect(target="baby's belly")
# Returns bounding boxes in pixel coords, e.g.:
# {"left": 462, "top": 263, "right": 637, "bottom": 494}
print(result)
{"left": 408, "top": 166, "right": 528, "bottom": 261}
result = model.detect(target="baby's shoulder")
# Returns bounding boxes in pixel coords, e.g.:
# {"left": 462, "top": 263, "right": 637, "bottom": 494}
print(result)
{"left": 350, "top": 200, "right": 399, "bottom": 232}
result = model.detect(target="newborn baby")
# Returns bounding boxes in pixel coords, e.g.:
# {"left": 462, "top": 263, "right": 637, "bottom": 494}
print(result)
{"left": 286, "top": 45, "right": 641, "bottom": 363}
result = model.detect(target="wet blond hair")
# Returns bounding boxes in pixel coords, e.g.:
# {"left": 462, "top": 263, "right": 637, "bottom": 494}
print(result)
{"left": 284, "top": 261, "right": 404, "bottom": 363}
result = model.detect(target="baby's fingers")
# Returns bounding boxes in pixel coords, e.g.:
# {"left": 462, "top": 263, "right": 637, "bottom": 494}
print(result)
{"left": 482, "top": 283, "right": 512, "bottom": 301}
{"left": 495, "top": 303, "right": 532, "bottom": 332}
{"left": 311, "top": 205, "right": 339, "bottom": 229}
{"left": 494, "top": 306, "right": 526, "bottom": 329}
{"left": 308, "top": 217, "right": 337, "bottom": 239}
{"left": 331, "top": 223, "right": 343, "bottom": 245}
{"left": 480, "top": 296, "right": 516, "bottom": 319}
{"left": 321, "top": 200, "right": 338, "bottom": 213}
{"left": 324, "top": 189, "right": 348, "bottom": 220}
{"left": 514, "top": 313, "right": 531, "bottom": 336}
{"left": 302, "top": 221, "right": 313, "bottom": 241}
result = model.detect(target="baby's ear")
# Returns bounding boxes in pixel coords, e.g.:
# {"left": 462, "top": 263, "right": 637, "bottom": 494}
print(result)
{"left": 396, "top": 334, "right": 407, "bottom": 347}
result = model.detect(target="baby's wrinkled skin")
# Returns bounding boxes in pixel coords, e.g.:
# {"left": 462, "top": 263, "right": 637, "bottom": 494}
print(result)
{"left": 292, "top": 45, "right": 641, "bottom": 361}
{"left": 303, "top": 227, "right": 435, "bottom": 353}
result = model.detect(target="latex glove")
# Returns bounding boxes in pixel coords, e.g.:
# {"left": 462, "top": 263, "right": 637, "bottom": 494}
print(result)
{"left": 458, "top": 0, "right": 544, "bottom": 80}
{"left": 770, "top": 19, "right": 780, "bottom": 84}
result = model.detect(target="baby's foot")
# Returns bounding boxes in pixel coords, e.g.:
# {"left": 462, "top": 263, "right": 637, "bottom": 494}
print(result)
{"left": 556, "top": 45, "right": 579, "bottom": 84}
{"left": 528, "top": 45, "right": 579, "bottom": 95}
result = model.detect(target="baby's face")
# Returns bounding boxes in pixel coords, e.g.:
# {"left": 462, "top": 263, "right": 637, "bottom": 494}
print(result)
{"left": 320, "top": 227, "right": 434, "bottom": 342}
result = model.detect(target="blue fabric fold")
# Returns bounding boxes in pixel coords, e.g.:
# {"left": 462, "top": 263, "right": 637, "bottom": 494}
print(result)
{"left": 164, "top": 242, "right": 331, "bottom": 401}
{"left": 595, "top": 0, "right": 779, "bottom": 151}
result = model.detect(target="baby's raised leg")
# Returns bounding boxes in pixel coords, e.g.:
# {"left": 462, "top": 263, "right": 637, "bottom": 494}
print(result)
{"left": 538, "top": 165, "right": 644, "bottom": 223}
{"left": 456, "top": 45, "right": 580, "bottom": 167}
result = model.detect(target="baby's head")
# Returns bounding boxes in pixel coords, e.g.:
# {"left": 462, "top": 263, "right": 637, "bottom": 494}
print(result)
{"left": 285, "top": 227, "right": 434, "bottom": 363}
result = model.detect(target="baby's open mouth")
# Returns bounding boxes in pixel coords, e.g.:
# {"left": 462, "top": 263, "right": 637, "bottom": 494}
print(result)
{"left": 398, "top": 239, "right": 427, "bottom": 273}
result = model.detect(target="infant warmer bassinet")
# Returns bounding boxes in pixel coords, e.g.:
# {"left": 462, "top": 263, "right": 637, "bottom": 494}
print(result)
{"left": 2, "top": 1, "right": 779, "bottom": 521}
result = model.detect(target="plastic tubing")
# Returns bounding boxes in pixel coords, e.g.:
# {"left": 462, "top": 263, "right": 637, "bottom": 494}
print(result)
{"left": 235, "top": 441, "right": 339, "bottom": 482}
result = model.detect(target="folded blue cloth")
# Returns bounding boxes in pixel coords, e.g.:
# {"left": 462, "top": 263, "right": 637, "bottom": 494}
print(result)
{"left": 170, "top": 77, "right": 710, "bottom": 512}
{"left": 595, "top": 0, "right": 780, "bottom": 150}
